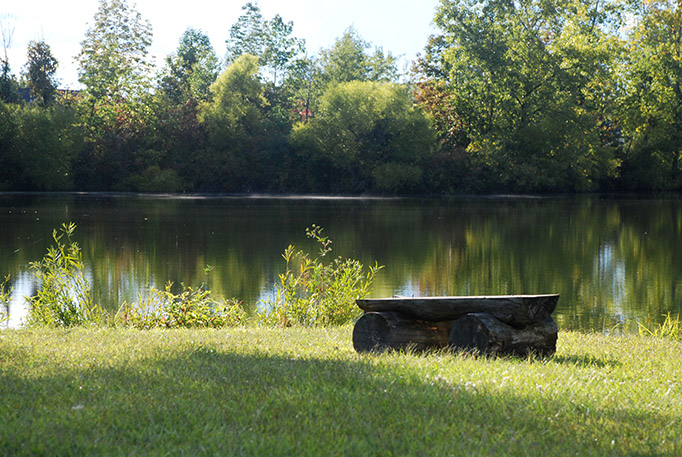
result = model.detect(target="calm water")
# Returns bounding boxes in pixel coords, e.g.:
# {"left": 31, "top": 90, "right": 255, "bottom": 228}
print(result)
{"left": 1, "top": 193, "right": 681, "bottom": 332}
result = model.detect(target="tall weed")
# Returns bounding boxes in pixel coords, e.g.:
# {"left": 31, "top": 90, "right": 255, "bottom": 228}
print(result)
{"left": 638, "top": 313, "right": 682, "bottom": 341}
{"left": 25, "top": 223, "right": 103, "bottom": 327}
{"left": 0, "top": 275, "right": 11, "bottom": 324}
{"left": 258, "top": 225, "right": 383, "bottom": 327}
{"left": 117, "top": 282, "right": 247, "bottom": 329}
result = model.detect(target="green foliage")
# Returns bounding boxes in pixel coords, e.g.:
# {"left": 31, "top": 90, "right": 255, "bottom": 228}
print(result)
{"left": 73, "top": 0, "right": 157, "bottom": 190}
{"left": 74, "top": 93, "right": 159, "bottom": 190}
{"left": 25, "top": 223, "right": 102, "bottom": 327}
{"left": 159, "top": 27, "right": 219, "bottom": 105}
{"left": 0, "top": 274, "right": 11, "bottom": 324}
{"left": 121, "top": 164, "right": 186, "bottom": 193}
{"left": 0, "top": 61, "right": 15, "bottom": 103}
{"left": 22, "top": 40, "right": 58, "bottom": 105}
{"left": 198, "top": 54, "right": 269, "bottom": 190}
{"left": 226, "top": 2, "right": 305, "bottom": 86}
{"left": 318, "top": 26, "right": 398, "bottom": 85}
{"left": 225, "top": 2, "right": 266, "bottom": 64}
{"left": 617, "top": 0, "right": 682, "bottom": 190}
{"left": 5, "top": 0, "right": 682, "bottom": 194}
{"left": 290, "top": 80, "right": 436, "bottom": 192}
{"left": 76, "top": 0, "right": 153, "bottom": 100}
{"left": 258, "top": 225, "right": 383, "bottom": 327}
{"left": 417, "top": 0, "right": 623, "bottom": 192}
{"left": 0, "top": 15, "right": 19, "bottom": 104}
{"left": 281, "top": 27, "right": 398, "bottom": 131}
{"left": 117, "top": 282, "right": 247, "bottom": 329}
{"left": 7, "top": 103, "right": 81, "bottom": 190}
{"left": 0, "top": 100, "right": 18, "bottom": 189}
{"left": 201, "top": 54, "right": 266, "bottom": 131}
{"left": 639, "top": 313, "right": 682, "bottom": 341}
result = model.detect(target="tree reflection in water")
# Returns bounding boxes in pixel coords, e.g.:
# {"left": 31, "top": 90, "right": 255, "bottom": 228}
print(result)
{"left": 1, "top": 194, "right": 680, "bottom": 331}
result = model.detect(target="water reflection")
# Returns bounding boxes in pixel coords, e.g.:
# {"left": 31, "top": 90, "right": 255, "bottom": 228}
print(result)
{"left": 1, "top": 193, "right": 681, "bottom": 331}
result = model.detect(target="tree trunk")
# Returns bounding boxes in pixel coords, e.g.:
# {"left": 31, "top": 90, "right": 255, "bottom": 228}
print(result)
{"left": 357, "top": 295, "right": 559, "bottom": 327}
{"left": 449, "top": 313, "right": 558, "bottom": 357}
{"left": 352, "top": 311, "right": 452, "bottom": 353}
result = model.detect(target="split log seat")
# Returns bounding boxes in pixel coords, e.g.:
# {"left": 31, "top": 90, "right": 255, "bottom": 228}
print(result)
{"left": 352, "top": 294, "right": 559, "bottom": 356}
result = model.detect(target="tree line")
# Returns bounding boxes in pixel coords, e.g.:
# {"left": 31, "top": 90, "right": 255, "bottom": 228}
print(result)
{"left": 1, "top": 0, "right": 681, "bottom": 194}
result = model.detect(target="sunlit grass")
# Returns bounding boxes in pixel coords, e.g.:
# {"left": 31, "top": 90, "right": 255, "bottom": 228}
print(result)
{"left": 1, "top": 327, "right": 680, "bottom": 456}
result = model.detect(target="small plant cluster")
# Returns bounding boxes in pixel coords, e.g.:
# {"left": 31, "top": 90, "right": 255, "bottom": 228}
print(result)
{"left": 0, "top": 275, "right": 12, "bottom": 324}
{"left": 258, "top": 225, "right": 383, "bottom": 327}
{"left": 9, "top": 223, "right": 381, "bottom": 329}
{"left": 25, "top": 223, "right": 103, "bottom": 327}
{"left": 117, "top": 282, "right": 247, "bottom": 329}
{"left": 639, "top": 313, "right": 682, "bottom": 341}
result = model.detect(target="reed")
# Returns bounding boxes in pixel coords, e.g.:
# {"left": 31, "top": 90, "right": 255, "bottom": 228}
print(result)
{"left": 0, "top": 274, "right": 11, "bottom": 324}
{"left": 639, "top": 312, "right": 682, "bottom": 341}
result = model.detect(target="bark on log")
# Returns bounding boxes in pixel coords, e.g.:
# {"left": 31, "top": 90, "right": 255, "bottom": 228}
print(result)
{"left": 449, "top": 313, "right": 558, "bottom": 357}
{"left": 356, "top": 294, "right": 559, "bottom": 327}
{"left": 352, "top": 311, "right": 452, "bottom": 353}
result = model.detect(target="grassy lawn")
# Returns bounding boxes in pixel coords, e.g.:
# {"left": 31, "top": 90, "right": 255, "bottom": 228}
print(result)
{"left": 1, "top": 327, "right": 680, "bottom": 456}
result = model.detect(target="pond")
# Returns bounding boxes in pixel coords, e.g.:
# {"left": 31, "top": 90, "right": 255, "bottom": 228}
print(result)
{"left": 1, "top": 193, "right": 681, "bottom": 332}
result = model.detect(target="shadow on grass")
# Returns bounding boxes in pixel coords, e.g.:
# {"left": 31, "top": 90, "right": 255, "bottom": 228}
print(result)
{"left": 0, "top": 343, "right": 673, "bottom": 456}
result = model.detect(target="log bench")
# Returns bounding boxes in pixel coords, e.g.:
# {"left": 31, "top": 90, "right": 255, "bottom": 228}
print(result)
{"left": 352, "top": 294, "right": 559, "bottom": 357}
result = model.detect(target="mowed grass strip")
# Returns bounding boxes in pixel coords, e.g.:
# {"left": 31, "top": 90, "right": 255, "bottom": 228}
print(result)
{"left": 1, "top": 327, "right": 680, "bottom": 456}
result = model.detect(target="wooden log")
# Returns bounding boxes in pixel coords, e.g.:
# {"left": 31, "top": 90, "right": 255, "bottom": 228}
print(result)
{"left": 356, "top": 294, "right": 559, "bottom": 327}
{"left": 352, "top": 311, "right": 452, "bottom": 353}
{"left": 449, "top": 313, "right": 558, "bottom": 357}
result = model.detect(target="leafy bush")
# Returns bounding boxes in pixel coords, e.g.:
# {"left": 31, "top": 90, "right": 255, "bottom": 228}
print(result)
{"left": 25, "top": 223, "right": 102, "bottom": 327}
{"left": 258, "top": 225, "right": 383, "bottom": 327}
{"left": 117, "top": 282, "right": 247, "bottom": 329}
{"left": 289, "top": 81, "right": 436, "bottom": 193}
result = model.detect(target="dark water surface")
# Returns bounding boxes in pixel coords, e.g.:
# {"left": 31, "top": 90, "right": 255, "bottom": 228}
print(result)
{"left": 2, "top": 193, "right": 681, "bottom": 331}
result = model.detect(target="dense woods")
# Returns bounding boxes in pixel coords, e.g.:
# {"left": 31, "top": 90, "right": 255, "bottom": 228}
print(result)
{"left": 1, "top": 0, "right": 681, "bottom": 194}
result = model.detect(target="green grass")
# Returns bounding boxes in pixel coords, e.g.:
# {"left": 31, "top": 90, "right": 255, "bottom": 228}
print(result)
{"left": 1, "top": 327, "right": 681, "bottom": 456}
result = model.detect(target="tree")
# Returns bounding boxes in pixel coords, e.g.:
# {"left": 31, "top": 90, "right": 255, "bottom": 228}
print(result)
{"left": 0, "top": 15, "right": 18, "bottom": 103}
{"left": 201, "top": 54, "right": 266, "bottom": 138}
{"left": 76, "top": 0, "right": 153, "bottom": 100}
{"left": 13, "top": 105, "right": 81, "bottom": 190}
{"left": 414, "top": 0, "right": 622, "bottom": 192}
{"left": 318, "top": 26, "right": 398, "bottom": 85}
{"left": 23, "top": 40, "right": 59, "bottom": 105}
{"left": 225, "top": 3, "right": 265, "bottom": 64}
{"left": 159, "top": 27, "right": 219, "bottom": 105}
{"left": 617, "top": 0, "right": 682, "bottom": 190}
{"left": 74, "top": 0, "right": 155, "bottom": 189}
{"left": 226, "top": 2, "right": 305, "bottom": 86}
{"left": 0, "top": 101, "right": 18, "bottom": 189}
{"left": 261, "top": 14, "right": 305, "bottom": 86}
{"left": 198, "top": 54, "right": 268, "bottom": 190}
{"left": 285, "top": 27, "right": 398, "bottom": 137}
{"left": 0, "top": 102, "right": 82, "bottom": 190}
{"left": 290, "top": 80, "right": 436, "bottom": 193}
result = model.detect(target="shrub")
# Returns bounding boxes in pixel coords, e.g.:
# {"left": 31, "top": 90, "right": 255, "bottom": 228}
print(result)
{"left": 25, "top": 223, "right": 103, "bottom": 327}
{"left": 258, "top": 225, "right": 383, "bottom": 327}
{"left": 117, "top": 282, "right": 247, "bottom": 329}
